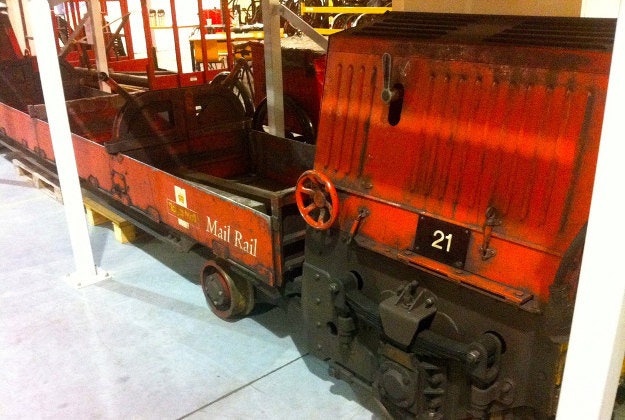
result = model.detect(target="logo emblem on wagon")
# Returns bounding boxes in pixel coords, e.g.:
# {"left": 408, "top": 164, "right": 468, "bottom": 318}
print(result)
{"left": 167, "top": 186, "right": 199, "bottom": 228}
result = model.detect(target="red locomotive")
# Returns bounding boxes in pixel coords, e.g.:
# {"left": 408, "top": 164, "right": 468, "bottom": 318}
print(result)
{"left": 1, "top": 8, "right": 622, "bottom": 418}
{"left": 295, "top": 12, "right": 615, "bottom": 419}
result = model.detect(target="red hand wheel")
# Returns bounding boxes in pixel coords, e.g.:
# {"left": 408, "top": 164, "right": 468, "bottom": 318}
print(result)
{"left": 295, "top": 170, "right": 339, "bottom": 230}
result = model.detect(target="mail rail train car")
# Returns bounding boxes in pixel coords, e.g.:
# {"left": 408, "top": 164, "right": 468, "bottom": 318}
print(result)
{"left": 0, "top": 8, "right": 621, "bottom": 419}
{"left": 294, "top": 12, "right": 616, "bottom": 419}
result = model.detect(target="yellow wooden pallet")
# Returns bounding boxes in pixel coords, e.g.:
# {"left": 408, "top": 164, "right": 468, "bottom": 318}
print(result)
{"left": 83, "top": 196, "right": 137, "bottom": 244}
{"left": 12, "top": 158, "right": 63, "bottom": 203}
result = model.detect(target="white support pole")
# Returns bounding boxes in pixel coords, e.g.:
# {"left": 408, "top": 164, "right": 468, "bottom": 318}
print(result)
{"left": 581, "top": 0, "right": 620, "bottom": 17}
{"left": 86, "top": 0, "right": 110, "bottom": 92}
{"left": 556, "top": 2, "right": 625, "bottom": 418}
{"left": 28, "top": 0, "right": 109, "bottom": 287}
{"left": 261, "top": 0, "right": 285, "bottom": 138}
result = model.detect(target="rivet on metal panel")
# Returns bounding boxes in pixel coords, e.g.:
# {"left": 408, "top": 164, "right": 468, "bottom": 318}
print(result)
{"left": 87, "top": 175, "right": 99, "bottom": 189}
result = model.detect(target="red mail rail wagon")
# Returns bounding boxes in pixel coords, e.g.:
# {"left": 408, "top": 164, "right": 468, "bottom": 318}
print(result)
{"left": 295, "top": 12, "right": 616, "bottom": 419}
{"left": 0, "top": 58, "right": 312, "bottom": 321}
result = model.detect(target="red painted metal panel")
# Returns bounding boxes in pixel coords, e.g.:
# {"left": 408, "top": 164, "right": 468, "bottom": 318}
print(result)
{"left": 250, "top": 41, "right": 324, "bottom": 126}
{"left": 86, "top": 144, "right": 277, "bottom": 285}
{"left": 0, "top": 104, "right": 37, "bottom": 150}
{"left": 0, "top": 99, "right": 281, "bottom": 287}
{"left": 315, "top": 16, "right": 611, "bottom": 303}
{"left": 151, "top": 172, "right": 276, "bottom": 283}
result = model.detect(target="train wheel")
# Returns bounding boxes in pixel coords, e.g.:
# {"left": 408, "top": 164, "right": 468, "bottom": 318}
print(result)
{"left": 195, "top": 85, "right": 250, "bottom": 128}
{"left": 209, "top": 71, "right": 255, "bottom": 118}
{"left": 253, "top": 96, "right": 316, "bottom": 144}
{"left": 200, "top": 260, "right": 255, "bottom": 319}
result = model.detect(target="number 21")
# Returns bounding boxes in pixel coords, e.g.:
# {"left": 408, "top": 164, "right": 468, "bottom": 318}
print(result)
{"left": 432, "top": 230, "right": 452, "bottom": 252}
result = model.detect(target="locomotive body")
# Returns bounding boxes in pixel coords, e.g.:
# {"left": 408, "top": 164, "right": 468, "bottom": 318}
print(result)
{"left": 296, "top": 12, "right": 614, "bottom": 418}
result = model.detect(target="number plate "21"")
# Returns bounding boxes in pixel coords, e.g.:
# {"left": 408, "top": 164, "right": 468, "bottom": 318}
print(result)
{"left": 412, "top": 215, "right": 471, "bottom": 268}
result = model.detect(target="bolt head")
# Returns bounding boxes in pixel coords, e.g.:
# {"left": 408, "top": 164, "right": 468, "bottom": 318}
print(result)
{"left": 466, "top": 350, "right": 481, "bottom": 364}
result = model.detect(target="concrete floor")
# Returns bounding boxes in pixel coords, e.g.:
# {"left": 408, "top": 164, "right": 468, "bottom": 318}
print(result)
{"left": 0, "top": 148, "right": 384, "bottom": 419}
